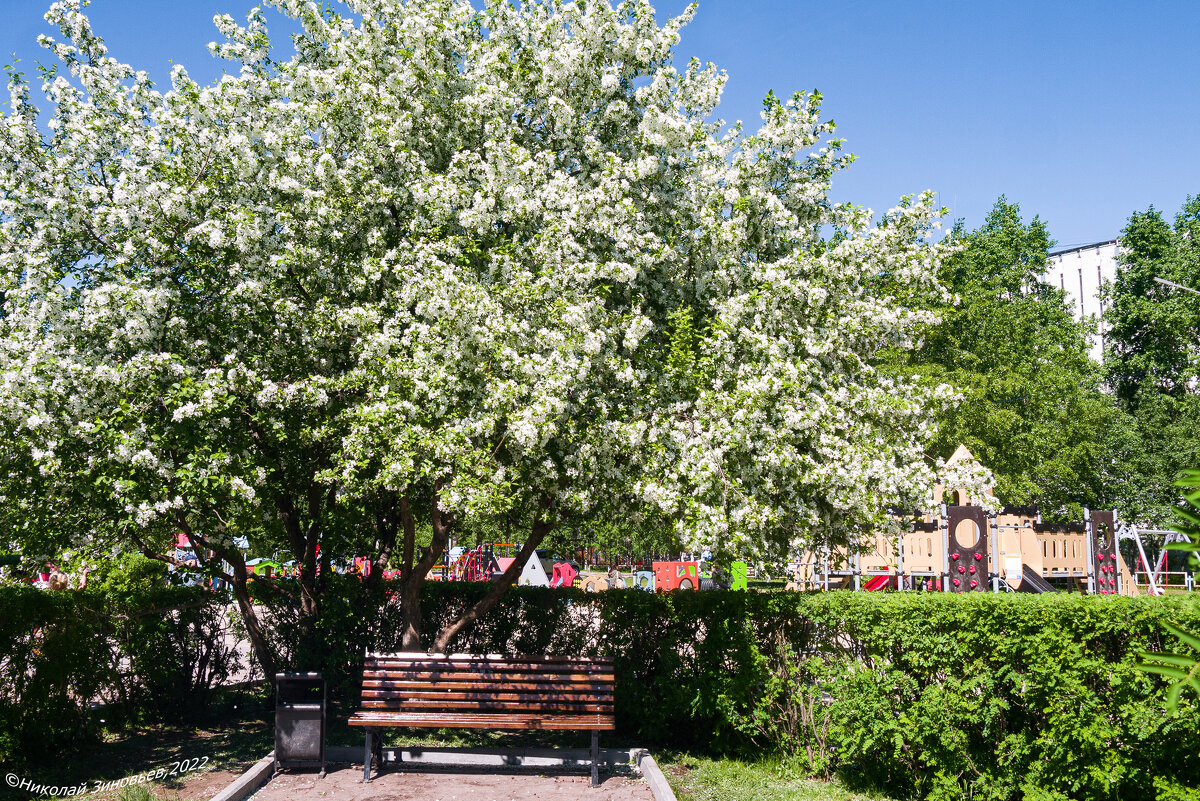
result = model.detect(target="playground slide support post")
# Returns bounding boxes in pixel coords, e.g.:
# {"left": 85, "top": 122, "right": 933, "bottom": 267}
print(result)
{"left": 853, "top": 540, "right": 861, "bottom": 591}
{"left": 1128, "top": 526, "right": 1159, "bottom": 595}
{"left": 941, "top": 515, "right": 951, "bottom": 593}
{"left": 989, "top": 517, "right": 1000, "bottom": 593}
{"left": 1084, "top": 507, "right": 1096, "bottom": 595}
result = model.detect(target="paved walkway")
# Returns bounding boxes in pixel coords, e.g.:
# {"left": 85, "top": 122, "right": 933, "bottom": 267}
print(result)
{"left": 249, "top": 766, "right": 655, "bottom": 801}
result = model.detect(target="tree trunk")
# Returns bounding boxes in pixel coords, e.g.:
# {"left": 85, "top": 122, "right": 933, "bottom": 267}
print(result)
{"left": 431, "top": 502, "right": 554, "bottom": 653}
{"left": 398, "top": 485, "right": 452, "bottom": 650}
{"left": 228, "top": 559, "right": 278, "bottom": 681}
{"left": 364, "top": 490, "right": 400, "bottom": 596}
{"left": 398, "top": 494, "right": 416, "bottom": 583}
{"left": 277, "top": 486, "right": 331, "bottom": 648}
{"left": 162, "top": 514, "right": 280, "bottom": 682}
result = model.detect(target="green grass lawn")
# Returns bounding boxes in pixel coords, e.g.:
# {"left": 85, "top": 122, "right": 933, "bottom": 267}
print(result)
{"left": 661, "top": 755, "right": 898, "bottom": 801}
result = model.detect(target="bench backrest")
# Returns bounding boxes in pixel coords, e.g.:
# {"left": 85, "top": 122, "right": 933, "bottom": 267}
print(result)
{"left": 360, "top": 652, "right": 615, "bottom": 729}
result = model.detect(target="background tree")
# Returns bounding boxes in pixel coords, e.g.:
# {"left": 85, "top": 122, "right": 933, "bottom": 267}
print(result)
{"left": 0, "top": 0, "right": 949, "bottom": 674}
{"left": 1101, "top": 197, "right": 1200, "bottom": 525}
{"left": 1104, "top": 200, "right": 1200, "bottom": 403}
{"left": 886, "top": 198, "right": 1111, "bottom": 515}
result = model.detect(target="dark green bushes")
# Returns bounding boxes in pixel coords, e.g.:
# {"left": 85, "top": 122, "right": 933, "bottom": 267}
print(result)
{"left": 411, "top": 587, "right": 1199, "bottom": 800}
{"left": 0, "top": 585, "right": 239, "bottom": 767}
{"left": 8, "top": 577, "right": 1196, "bottom": 800}
{"left": 787, "top": 593, "right": 1200, "bottom": 800}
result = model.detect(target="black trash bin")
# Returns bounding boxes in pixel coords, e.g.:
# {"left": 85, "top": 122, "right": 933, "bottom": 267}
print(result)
{"left": 275, "top": 673, "right": 326, "bottom": 777}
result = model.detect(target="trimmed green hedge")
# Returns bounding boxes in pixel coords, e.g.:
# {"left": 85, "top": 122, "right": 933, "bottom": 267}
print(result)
{"left": 0, "top": 586, "right": 239, "bottom": 767}
{"left": 9, "top": 579, "right": 1196, "bottom": 800}
{"left": 257, "top": 580, "right": 1200, "bottom": 799}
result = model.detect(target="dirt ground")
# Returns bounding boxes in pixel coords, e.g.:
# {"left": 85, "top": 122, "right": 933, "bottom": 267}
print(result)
{"left": 248, "top": 765, "right": 656, "bottom": 801}
{"left": 153, "top": 767, "right": 246, "bottom": 800}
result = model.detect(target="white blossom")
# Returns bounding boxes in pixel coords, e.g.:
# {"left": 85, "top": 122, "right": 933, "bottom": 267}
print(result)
{"left": 0, "top": 0, "right": 952, "bottom": 562}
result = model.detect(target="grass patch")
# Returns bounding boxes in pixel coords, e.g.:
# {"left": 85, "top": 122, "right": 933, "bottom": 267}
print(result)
{"left": 661, "top": 755, "right": 898, "bottom": 801}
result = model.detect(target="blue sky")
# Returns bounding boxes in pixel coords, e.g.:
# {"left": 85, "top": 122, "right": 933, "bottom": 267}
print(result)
{"left": 3, "top": 0, "right": 1198, "bottom": 247}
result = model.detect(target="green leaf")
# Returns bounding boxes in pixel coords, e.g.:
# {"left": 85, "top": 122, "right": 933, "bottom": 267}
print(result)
{"left": 1165, "top": 682, "right": 1184, "bottom": 712}
{"left": 1137, "top": 663, "right": 1188, "bottom": 680}
{"left": 1140, "top": 651, "right": 1198, "bottom": 668}
{"left": 1161, "top": 621, "right": 1200, "bottom": 653}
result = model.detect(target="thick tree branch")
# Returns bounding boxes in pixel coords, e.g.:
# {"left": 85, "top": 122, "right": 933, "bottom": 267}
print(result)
{"left": 432, "top": 497, "right": 554, "bottom": 653}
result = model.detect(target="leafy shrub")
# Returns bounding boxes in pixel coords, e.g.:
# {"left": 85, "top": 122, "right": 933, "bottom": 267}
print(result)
{"left": 0, "top": 585, "right": 239, "bottom": 766}
{"left": 418, "top": 586, "right": 1198, "bottom": 800}
{"left": 84, "top": 552, "right": 169, "bottom": 593}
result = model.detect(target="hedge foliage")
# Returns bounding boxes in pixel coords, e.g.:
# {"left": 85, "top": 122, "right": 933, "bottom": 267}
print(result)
{"left": 6, "top": 579, "right": 1198, "bottom": 801}
{"left": 261, "top": 581, "right": 1200, "bottom": 801}
{"left": 0, "top": 585, "right": 239, "bottom": 767}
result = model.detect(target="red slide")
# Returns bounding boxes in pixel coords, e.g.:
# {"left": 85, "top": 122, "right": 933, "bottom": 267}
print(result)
{"left": 863, "top": 573, "right": 890, "bottom": 591}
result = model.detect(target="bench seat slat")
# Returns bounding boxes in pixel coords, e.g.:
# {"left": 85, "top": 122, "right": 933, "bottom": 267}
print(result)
{"left": 360, "top": 695, "right": 609, "bottom": 709}
{"left": 360, "top": 681, "right": 614, "bottom": 695}
{"left": 363, "top": 689, "right": 612, "bottom": 702}
{"left": 349, "top": 710, "right": 615, "bottom": 730}
{"left": 367, "top": 654, "right": 613, "bottom": 665}
{"left": 366, "top": 662, "right": 613, "bottom": 672}
{"left": 364, "top": 666, "right": 614, "bottom": 679}
{"left": 364, "top": 669, "right": 613, "bottom": 684}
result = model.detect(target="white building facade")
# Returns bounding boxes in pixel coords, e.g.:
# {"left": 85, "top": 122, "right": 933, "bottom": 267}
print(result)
{"left": 1042, "top": 239, "right": 1121, "bottom": 362}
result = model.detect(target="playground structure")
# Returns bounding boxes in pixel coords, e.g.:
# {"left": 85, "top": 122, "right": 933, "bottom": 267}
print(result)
{"left": 1118, "top": 524, "right": 1197, "bottom": 594}
{"left": 447, "top": 544, "right": 502, "bottom": 582}
{"left": 513, "top": 553, "right": 748, "bottom": 592}
{"left": 794, "top": 448, "right": 1150, "bottom": 595}
{"left": 796, "top": 505, "right": 1139, "bottom": 595}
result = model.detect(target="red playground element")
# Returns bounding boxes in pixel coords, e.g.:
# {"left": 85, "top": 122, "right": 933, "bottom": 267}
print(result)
{"left": 653, "top": 561, "right": 700, "bottom": 591}
{"left": 449, "top": 546, "right": 500, "bottom": 582}
{"left": 863, "top": 572, "right": 891, "bottom": 591}
{"left": 550, "top": 562, "right": 578, "bottom": 588}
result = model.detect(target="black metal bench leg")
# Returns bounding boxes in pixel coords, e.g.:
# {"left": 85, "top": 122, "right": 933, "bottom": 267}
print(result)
{"left": 591, "top": 730, "right": 599, "bottom": 786}
{"left": 363, "top": 730, "right": 372, "bottom": 783}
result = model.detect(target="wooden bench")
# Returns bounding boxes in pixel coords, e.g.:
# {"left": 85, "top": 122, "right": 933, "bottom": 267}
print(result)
{"left": 348, "top": 652, "right": 616, "bottom": 785}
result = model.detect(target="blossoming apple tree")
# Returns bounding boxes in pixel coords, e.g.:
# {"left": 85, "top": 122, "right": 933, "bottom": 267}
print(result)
{"left": 0, "top": 0, "right": 951, "bottom": 674}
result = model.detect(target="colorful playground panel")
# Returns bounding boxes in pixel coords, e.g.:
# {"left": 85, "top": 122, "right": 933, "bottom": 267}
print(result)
{"left": 801, "top": 505, "right": 1137, "bottom": 595}
{"left": 654, "top": 561, "right": 699, "bottom": 591}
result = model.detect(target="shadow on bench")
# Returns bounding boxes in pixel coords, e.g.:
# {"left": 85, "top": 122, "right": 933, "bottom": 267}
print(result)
{"left": 348, "top": 652, "right": 616, "bottom": 786}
